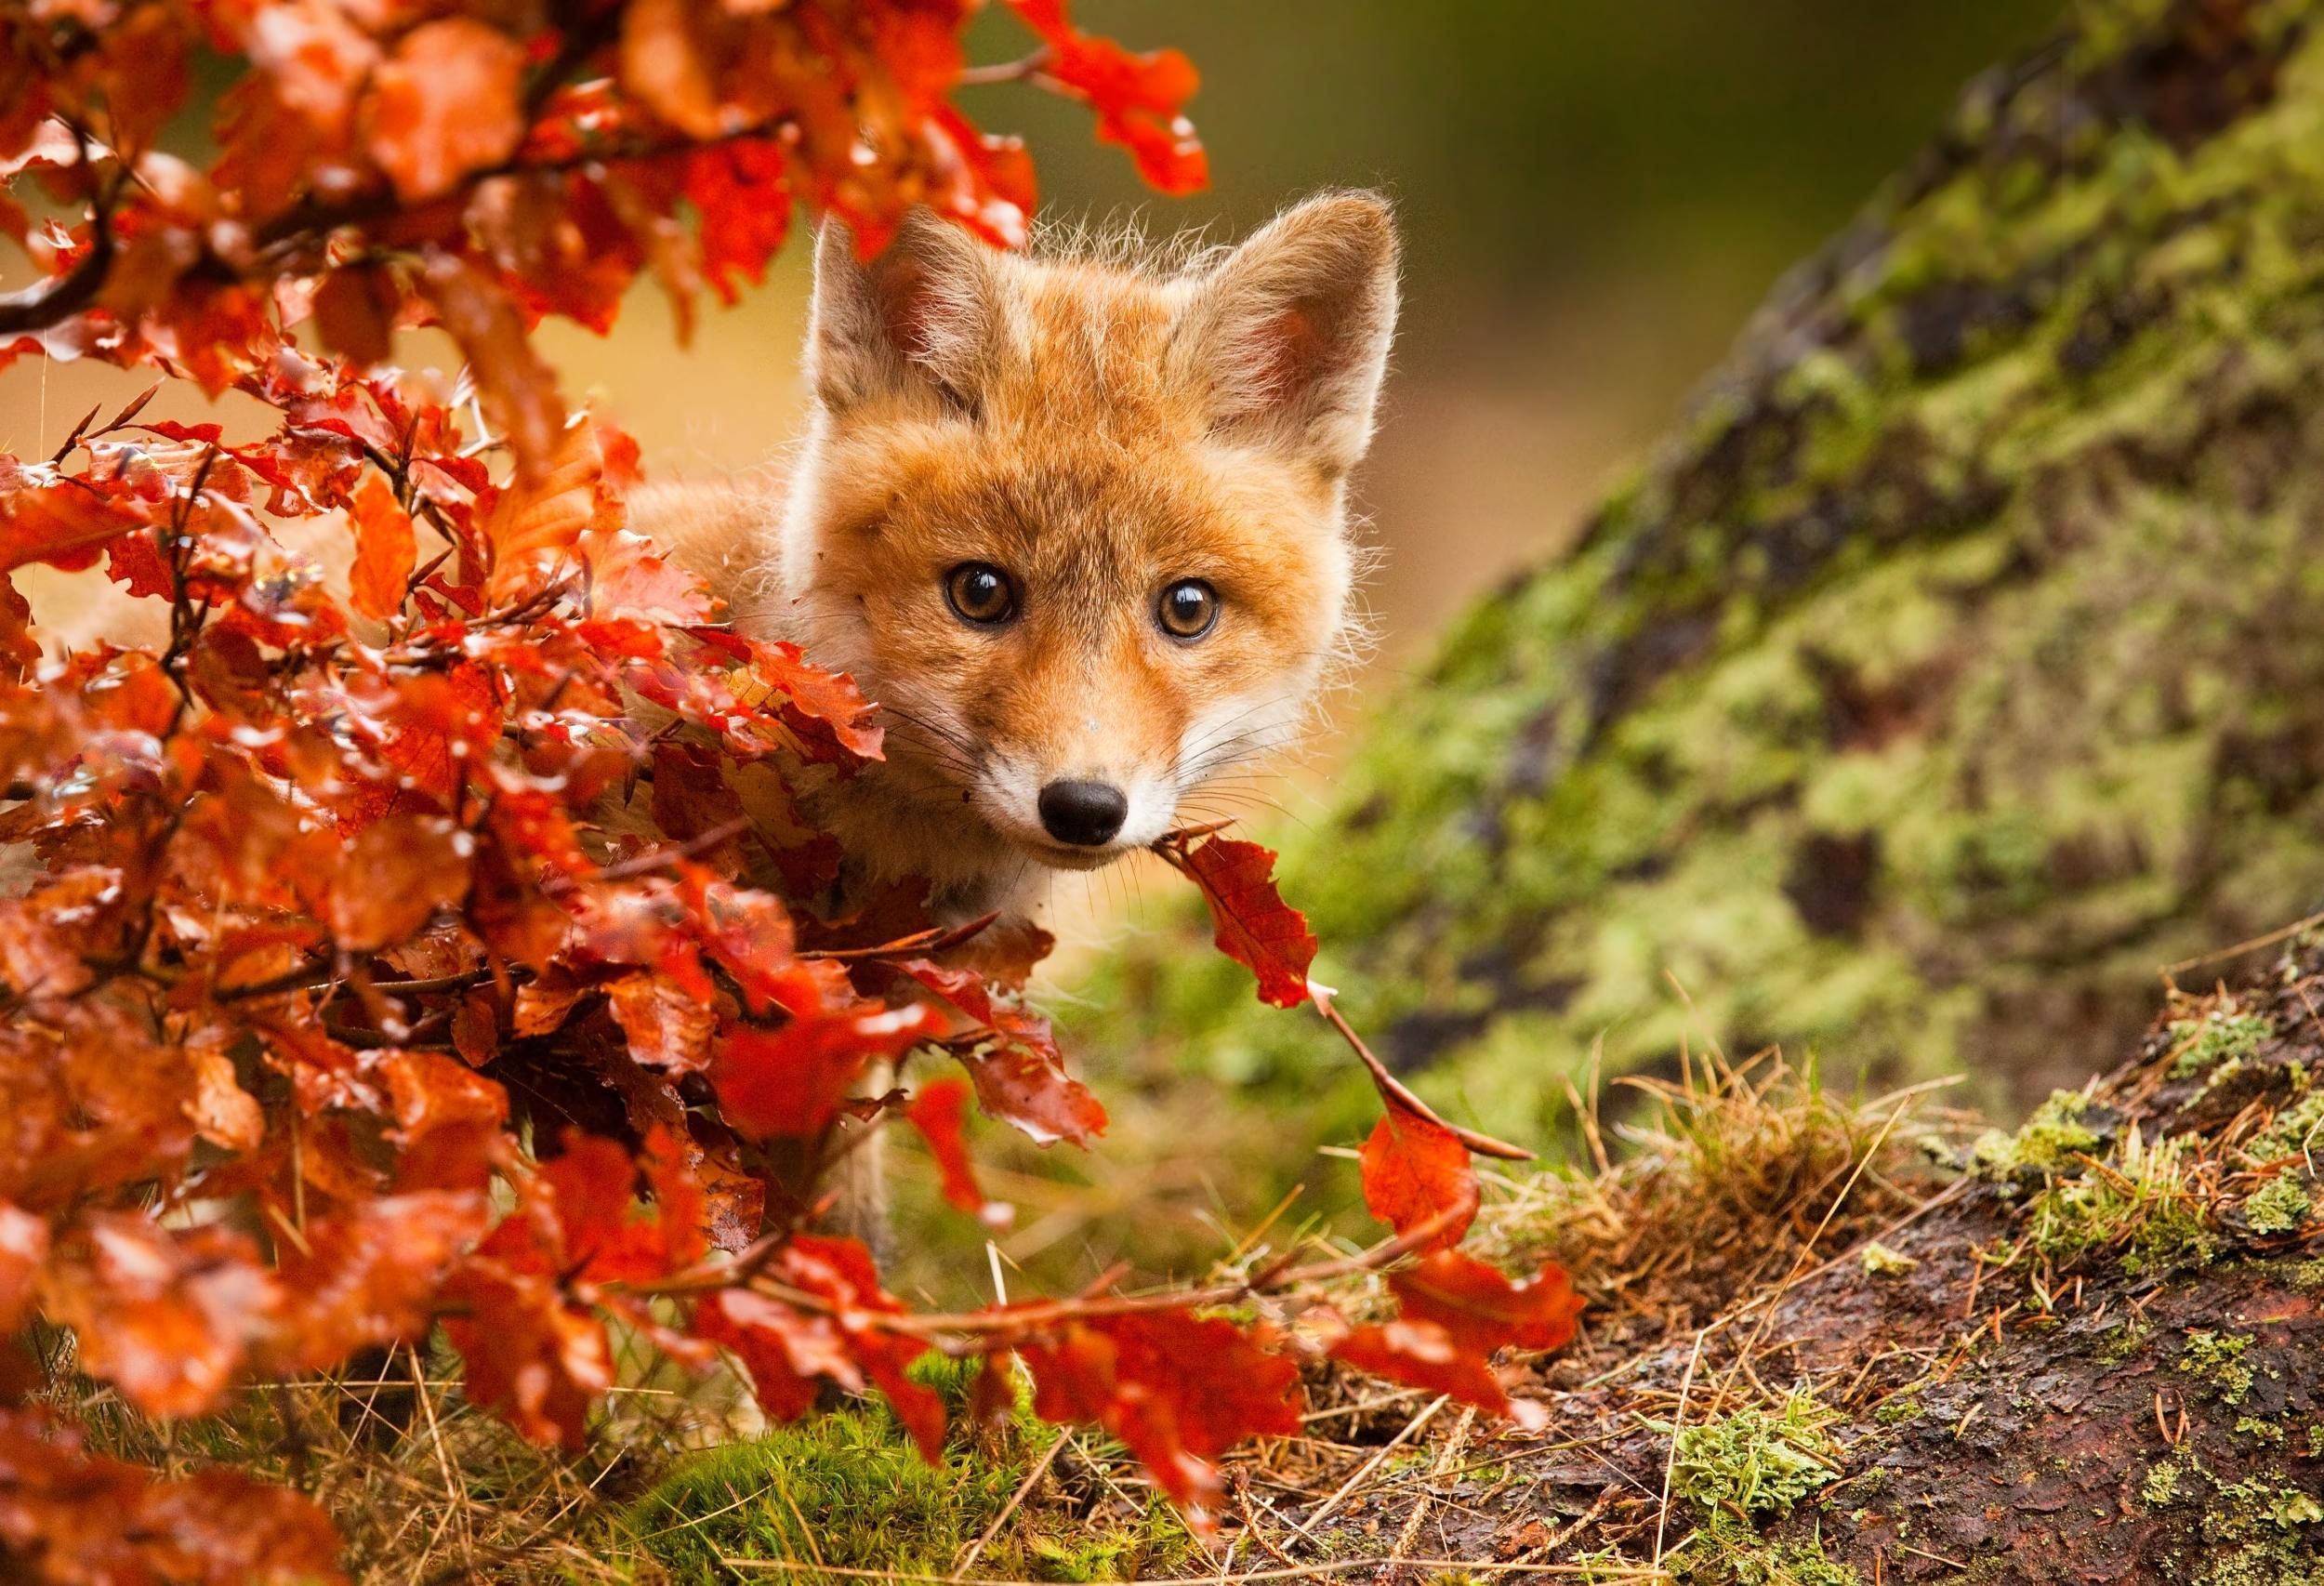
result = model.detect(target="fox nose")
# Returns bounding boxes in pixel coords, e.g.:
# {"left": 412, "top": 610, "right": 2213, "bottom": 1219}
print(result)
{"left": 1037, "top": 779, "right": 1129, "bottom": 847}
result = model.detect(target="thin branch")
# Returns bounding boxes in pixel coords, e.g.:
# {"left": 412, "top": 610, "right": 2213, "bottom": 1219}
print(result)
{"left": 957, "top": 50, "right": 1051, "bottom": 87}
{"left": 1315, "top": 996, "right": 1532, "bottom": 1161}
{"left": 0, "top": 123, "right": 116, "bottom": 336}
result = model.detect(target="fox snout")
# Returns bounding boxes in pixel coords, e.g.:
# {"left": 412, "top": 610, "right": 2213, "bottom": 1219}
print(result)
{"left": 967, "top": 714, "right": 1191, "bottom": 869}
{"left": 1037, "top": 780, "right": 1129, "bottom": 848}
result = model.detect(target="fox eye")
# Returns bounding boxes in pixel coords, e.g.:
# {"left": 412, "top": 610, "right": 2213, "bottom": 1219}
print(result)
{"left": 1156, "top": 578, "right": 1219, "bottom": 641}
{"left": 944, "top": 562, "right": 1017, "bottom": 626}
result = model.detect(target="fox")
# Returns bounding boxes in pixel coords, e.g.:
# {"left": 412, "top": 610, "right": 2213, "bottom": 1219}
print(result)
{"left": 634, "top": 191, "right": 1400, "bottom": 930}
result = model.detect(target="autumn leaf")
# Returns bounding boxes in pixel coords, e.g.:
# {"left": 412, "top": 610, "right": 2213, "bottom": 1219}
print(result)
{"left": 1006, "top": 0, "right": 1208, "bottom": 193}
{"left": 421, "top": 256, "right": 567, "bottom": 484}
{"left": 1018, "top": 1311, "right": 1301, "bottom": 1518}
{"left": 1329, "top": 1250, "right": 1581, "bottom": 1423}
{"left": 311, "top": 264, "right": 398, "bottom": 367}
{"left": 348, "top": 470, "right": 416, "bottom": 620}
{"left": 693, "top": 1287, "right": 857, "bottom": 1424}
{"left": 608, "top": 971, "right": 718, "bottom": 1073}
{"left": 905, "top": 1077, "right": 989, "bottom": 1216}
{"left": 1358, "top": 1101, "right": 1480, "bottom": 1251}
{"left": 710, "top": 1006, "right": 930, "bottom": 1141}
{"left": 441, "top": 1261, "right": 614, "bottom": 1450}
{"left": 364, "top": 19, "right": 527, "bottom": 202}
{"left": 1155, "top": 830, "right": 1318, "bottom": 1008}
{"left": 0, "top": 1200, "right": 48, "bottom": 1332}
{"left": 329, "top": 811, "right": 471, "bottom": 952}
{"left": 268, "top": 1191, "right": 491, "bottom": 1372}
{"left": 40, "top": 1216, "right": 281, "bottom": 1419}
{"left": 0, "top": 1410, "right": 349, "bottom": 1586}
{"left": 958, "top": 1041, "right": 1108, "bottom": 1148}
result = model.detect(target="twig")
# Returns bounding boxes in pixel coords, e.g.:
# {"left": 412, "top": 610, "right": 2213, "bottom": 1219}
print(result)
{"left": 1314, "top": 997, "right": 1532, "bottom": 1161}
{"left": 1388, "top": 1404, "right": 1474, "bottom": 1563}
{"left": 950, "top": 1432, "right": 1066, "bottom": 1579}
{"left": 1288, "top": 1394, "right": 1449, "bottom": 1543}
{"left": 628, "top": 1203, "right": 1469, "bottom": 1331}
{"left": 1708, "top": 1098, "right": 1916, "bottom": 1409}
{"left": 0, "top": 120, "right": 116, "bottom": 336}
{"left": 957, "top": 50, "right": 1052, "bottom": 87}
{"left": 717, "top": 1553, "right": 1661, "bottom": 1581}
{"left": 1650, "top": 1327, "right": 1707, "bottom": 1570}
{"left": 2160, "top": 905, "right": 2324, "bottom": 977}
{"left": 799, "top": 911, "right": 1000, "bottom": 962}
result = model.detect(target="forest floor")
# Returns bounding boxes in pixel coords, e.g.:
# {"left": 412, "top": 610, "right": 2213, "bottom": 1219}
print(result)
{"left": 54, "top": 931, "right": 2324, "bottom": 1585}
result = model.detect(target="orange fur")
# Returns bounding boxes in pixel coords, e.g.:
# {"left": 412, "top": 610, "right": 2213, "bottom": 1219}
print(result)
{"left": 637, "top": 193, "right": 1400, "bottom": 922}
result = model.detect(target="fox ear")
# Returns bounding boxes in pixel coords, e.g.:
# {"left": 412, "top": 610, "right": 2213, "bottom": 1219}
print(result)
{"left": 1172, "top": 192, "right": 1400, "bottom": 477}
{"left": 807, "top": 212, "right": 997, "bottom": 415}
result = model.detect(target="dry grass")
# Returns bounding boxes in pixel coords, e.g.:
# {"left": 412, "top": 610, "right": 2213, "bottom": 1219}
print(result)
{"left": 30, "top": 1044, "right": 1966, "bottom": 1585}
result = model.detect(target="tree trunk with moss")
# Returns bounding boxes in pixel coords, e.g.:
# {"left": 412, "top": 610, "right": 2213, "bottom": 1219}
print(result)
{"left": 1075, "top": 0, "right": 2324, "bottom": 1167}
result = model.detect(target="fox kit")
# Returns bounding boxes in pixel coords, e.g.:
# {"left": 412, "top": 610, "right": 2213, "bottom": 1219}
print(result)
{"left": 639, "top": 192, "right": 1400, "bottom": 928}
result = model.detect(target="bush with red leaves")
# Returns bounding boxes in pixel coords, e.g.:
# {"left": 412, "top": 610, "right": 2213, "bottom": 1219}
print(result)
{"left": 0, "top": 5, "right": 1578, "bottom": 1578}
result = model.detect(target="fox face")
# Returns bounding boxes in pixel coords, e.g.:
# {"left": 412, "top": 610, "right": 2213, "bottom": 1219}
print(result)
{"left": 755, "top": 193, "right": 1399, "bottom": 912}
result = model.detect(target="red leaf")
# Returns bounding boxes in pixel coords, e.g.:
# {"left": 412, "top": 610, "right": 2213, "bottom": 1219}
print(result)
{"left": 1394, "top": 1249, "right": 1584, "bottom": 1355}
{"left": 269, "top": 1191, "right": 491, "bottom": 1372}
{"left": 1006, "top": 0, "right": 1207, "bottom": 193}
{"left": 1329, "top": 1320, "right": 1513, "bottom": 1419}
{"left": 699, "top": 1238, "right": 944, "bottom": 1459}
{"left": 693, "top": 1287, "right": 856, "bottom": 1423}
{"left": 40, "top": 1216, "right": 280, "bottom": 1419}
{"left": 1018, "top": 1311, "right": 1301, "bottom": 1518}
{"left": 422, "top": 256, "right": 566, "bottom": 484}
{"left": 365, "top": 19, "right": 527, "bottom": 202}
{"left": 348, "top": 471, "right": 416, "bottom": 621}
{"left": 0, "top": 1409, "right": 348, "bottom": 1586}
{"left": 959, "top": 1043, "right": 1107, "bottom": 1148}
{"left": 1329, "top": 1251, "right": 1581, "bottom": 1422}
{"left": 1157, "top": 833, "right": 1316, "bottom": 1008}
{"left": 739, "top": 637, "right": 884, "bottom": 764}
{"left": 687, "top": 140, "right": 792, "bottom": 303}
{"left": 329, "top": 811, "right": 471, "bottom": 952}
{"left": 608, "top": 971, "right": 718, "bottom": 1074}
{"left": 891, "top": 958, "right": 1103, "bottom": 1145}
{"left": 312, "top": 264, "right": 397, "bottom": 367}
{"left": 710, "top": 1006, "right": 930, "bottom": 1140}
{"left": 905, "top": 1077, "right": 986, "bottom": 1216}
{"left": 0, "top": 1199, "right": 48, "bottom": 1333}
{"left": 441, "top": 1262, "right": 613, "bottom": 1451}
{"left": 1358, "top": 1102, "right": 1478, "bottom": 1251}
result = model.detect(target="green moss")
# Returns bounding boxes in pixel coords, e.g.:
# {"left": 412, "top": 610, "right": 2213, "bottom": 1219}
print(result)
{"left": 2144, "top": 1456, "right": 2188, "bottom": 1507}
{"left": 2023, "top": 1123, "right": 2215, "bottom": 1272}
{"left": 2194, "top": 1474, "right": 2324, "bottom": 1586}
{"left": 1974, "top": 1090, "right": 2103, "bottom": 1178}
{"left": 2096, "top": 1316, "right": 2153, "bottom": 1364}
{"left": 1670, "top": 1391, "right": 1845, "bottom": 1520}
{"left": 1871, "top": 1386, "right": 1924, "bottom": 1427}
{"left": 620, "top": 1359, "right": 1188, "bottom": 1584}
{"left": 2178, "top": 1330, "right": 2258, "bottom": 1408}
{"left": 2169, "top": 1011, "right": 2274, "bottom": 1077}
{"left": 2252, "top": 1089, "right": 2324, "bottom": 1162}
{"left": 1858, "top": 1241, "right": 1919, "bottom": 1276}
{"left": 2245, "top": 1172, "right": 2315, "bottom": 1234}
{"left": 1680, "top": 1517, "right": 1863, "bottom": 1586}
{"left": 2237, "top": 1416, "right": 2291, "bottom": 1448}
